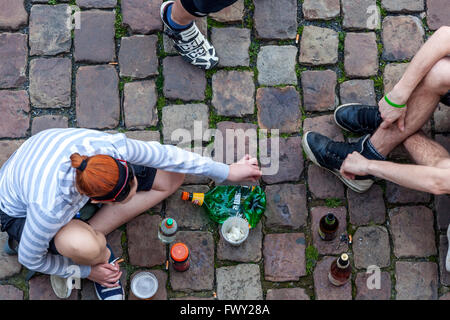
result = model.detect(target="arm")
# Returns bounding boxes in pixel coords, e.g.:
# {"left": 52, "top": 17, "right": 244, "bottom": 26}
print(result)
{"left": 18, "top": 203, "right": 91, "bottom": 279}
{"left": 367, "top": 161, "right": 450, "bottom": 195}
{"left": 341, "top": 152, "right": 450, "bottom": 195}
{"left": 391, "top": 26, "right": 450, "bottom": 103}
{"left": 125, "top": 138, "right": 231, "bottom": 182}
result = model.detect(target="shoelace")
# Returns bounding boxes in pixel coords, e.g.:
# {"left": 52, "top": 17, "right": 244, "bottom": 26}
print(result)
{"left": 357, "top": 107, "right": 382, "bottom": 130}
{"left": 326, "top": 140, "right": 361, "bottom": 164}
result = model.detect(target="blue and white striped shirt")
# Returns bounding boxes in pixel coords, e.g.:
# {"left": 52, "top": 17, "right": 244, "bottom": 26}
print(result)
{"left": 0, "top": 128, "right": 229, "bottom": 278}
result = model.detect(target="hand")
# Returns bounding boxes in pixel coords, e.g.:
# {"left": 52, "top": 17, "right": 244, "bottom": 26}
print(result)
{"left": 227, "top": 155, "right": 262, "bottom": 182}
{"left": 340, "top": 152, "right": 371, "bottom": 180}
{"left": 87, "top": 262, "right": 122, "bottom": 288}
{"left": 379, "top": 91, "right": 408, "bottom": 132}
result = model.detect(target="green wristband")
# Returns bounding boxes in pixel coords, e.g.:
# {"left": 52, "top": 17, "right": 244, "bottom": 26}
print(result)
{"left": 384, "top": 95, "right": 406, "bottom": 108}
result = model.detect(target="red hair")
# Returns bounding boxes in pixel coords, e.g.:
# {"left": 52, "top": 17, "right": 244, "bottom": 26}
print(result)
{"left": 70, "top": 153, "right": 119, "bottom": 197}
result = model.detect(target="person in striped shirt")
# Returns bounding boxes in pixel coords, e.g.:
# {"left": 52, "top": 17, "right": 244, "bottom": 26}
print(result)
{"left": 0, "top": 128, "right": 261, "bottom": 300}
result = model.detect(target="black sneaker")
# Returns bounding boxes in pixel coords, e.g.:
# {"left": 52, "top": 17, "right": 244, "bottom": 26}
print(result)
{"left": 161, "top": 1, "right": 219, "bottom": 70}
{"left": 94, "top": 244, "right": 124, "bottom": 300}
{"left": 334, "top": 103, "right": 382, "bottom": 135}
{"left": 302, "top": 131, "right": 377, "bottom": 193}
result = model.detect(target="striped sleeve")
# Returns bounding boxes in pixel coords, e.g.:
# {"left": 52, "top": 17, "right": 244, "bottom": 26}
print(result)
{"left": 17, "top": 202, "right": 91, "bottom": 279}
{"left": 125, "top": 138, "right": 230, "bottom": 183}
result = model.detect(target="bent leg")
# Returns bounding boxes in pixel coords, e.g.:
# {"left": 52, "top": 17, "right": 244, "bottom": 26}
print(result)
{"left": 88, "top": 170, "right": 185, "bottom": 235}
{"left": 370, "top": 57, "right": 450, "bottom": 156}
{"left": 54, "top": 220, "right": 110, "bottom": 266}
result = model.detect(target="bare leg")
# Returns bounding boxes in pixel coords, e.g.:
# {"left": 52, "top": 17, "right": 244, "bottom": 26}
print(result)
{"left": 54, "top": 220, "right": 110, "bottom": 266}
{"left": 370, "top": 57, "right": 450, "bottom": 157}
{"left": 402, "top": 130, "right": 450, "bottom": 167}
{"left": 170, "top": 0, "right": 196, "bottom": 25}
{"left": 88, "top": 170, "right": 185, "bottom": 235}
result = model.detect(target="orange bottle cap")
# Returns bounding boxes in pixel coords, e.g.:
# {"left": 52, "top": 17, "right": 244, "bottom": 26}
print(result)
{"left": 171, "top": 243, "right": 189, "bottom": 262}
{"left": 181, "top": 192, "right": 190, "bottom": 201}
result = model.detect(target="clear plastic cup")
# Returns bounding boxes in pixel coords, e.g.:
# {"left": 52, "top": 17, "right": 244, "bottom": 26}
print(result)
{"left": 221, "top": 216, "right": 249, "bottom": 246}
{"left": 131, "top": 272, "right": 158, "bottom": 300}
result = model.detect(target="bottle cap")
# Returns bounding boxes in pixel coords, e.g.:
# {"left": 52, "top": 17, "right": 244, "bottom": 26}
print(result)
{"left": 166, "top": 218, "right": 174, "bottom": 227}
{"left": 341, "top": 253, "right": 349, "bottom": 261}
{"left": 181, "top": 192, "right": 190, "bottom": 201}
{"left": 171, "top": 243, "right": 189, "bottom": 262}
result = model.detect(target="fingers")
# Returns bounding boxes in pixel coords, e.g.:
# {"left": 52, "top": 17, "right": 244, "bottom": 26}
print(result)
{"left": 380, "top": 120, "right": 391, "bottom": 130}
{"left": 397, "top": 113, "right": 406, "bottom": 132}
{"left": 103, "top": 263, "right": 119, "bottom": 272}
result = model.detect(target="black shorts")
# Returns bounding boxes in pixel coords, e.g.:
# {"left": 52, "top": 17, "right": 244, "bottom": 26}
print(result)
{"left": 441, "top": 90, "right": 450, "bottom": 106}
{"left": 180, "top": 0, "right": 238, "bottom": 17}
{"left": 0, "top": 165, "right": 157, "bottom": 256}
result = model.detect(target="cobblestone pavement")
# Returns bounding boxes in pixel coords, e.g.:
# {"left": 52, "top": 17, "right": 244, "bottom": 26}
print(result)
{"left": 0, "top": 0, "right": 450, "bottom": 300}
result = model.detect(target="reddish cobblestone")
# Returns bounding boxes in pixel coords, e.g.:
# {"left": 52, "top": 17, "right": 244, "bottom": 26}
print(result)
{"left": 313, "top": 256, "right": 352, "bottom": 300}
{"left": 263, "top": 233, "right": 306, "bottom": 282}
{"left": 311, "top": 207, "right": 348, "bottom": 255}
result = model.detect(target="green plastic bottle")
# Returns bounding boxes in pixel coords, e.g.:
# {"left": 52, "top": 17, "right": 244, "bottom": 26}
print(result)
{"left": 181, "top": 186, "right": 266, "bottom": 228}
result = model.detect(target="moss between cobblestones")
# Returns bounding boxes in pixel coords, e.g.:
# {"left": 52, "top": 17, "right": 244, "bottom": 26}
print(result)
{"left": 114, "top": 0, "right": 128, "bottom": 40}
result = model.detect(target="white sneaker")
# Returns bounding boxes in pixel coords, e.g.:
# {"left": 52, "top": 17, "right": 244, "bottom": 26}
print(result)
{"left": 50, "top": 275, "right": 73, "bottom": 299}
{"left": 161, "top": 1, "right": 219, "bottom": 70}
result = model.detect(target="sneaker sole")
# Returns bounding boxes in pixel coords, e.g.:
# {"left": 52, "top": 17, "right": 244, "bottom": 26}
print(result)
{"left": 94, "top": 283, "right": 124, "bottom": 301}
{"left": 333, "top": 103, "right": 366, "bottom": 133}
{"left": 302, "top": 132, "right": 374, "bottom": 193}
{"left": 50, "top": 275, "right": 72, "bottom": 299}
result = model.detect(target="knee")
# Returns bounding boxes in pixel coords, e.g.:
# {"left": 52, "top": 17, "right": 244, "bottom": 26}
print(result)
{"left": 54, "top": 220, "right": 106, "bottom": 263}
{"left": 422, "top": 58, "right": 450, "bottom": 94}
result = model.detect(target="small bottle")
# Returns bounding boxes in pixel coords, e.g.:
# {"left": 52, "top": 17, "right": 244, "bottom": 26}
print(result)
{"left": 318, "top": 213, "right": 339, "bottom": 241}
{"left": 158, "top": 218, "right": 177, "bottom": 244}
{"left": 170, "top": 243, "right": 190, "bottom": 272}
{"left": 328, "top": 253, "right": 352, "bottom": 286}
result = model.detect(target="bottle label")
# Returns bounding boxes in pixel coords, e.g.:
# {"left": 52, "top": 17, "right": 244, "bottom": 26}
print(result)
{"left": 232, "top": 192, "right": 241, "bottom": 212}
{"left": 192, "top": 193, "right": 204, "bottom": 206}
